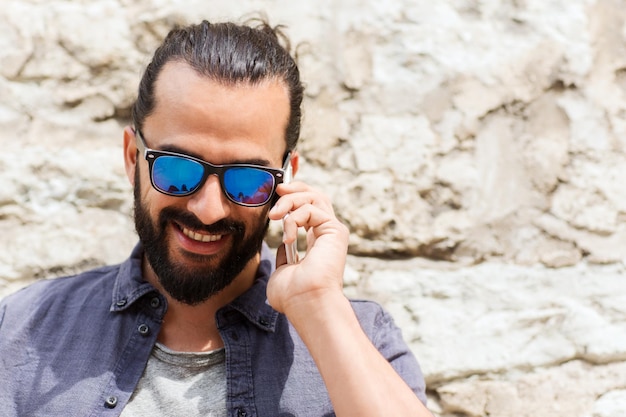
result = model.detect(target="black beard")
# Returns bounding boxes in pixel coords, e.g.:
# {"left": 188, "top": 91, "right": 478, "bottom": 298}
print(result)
{"left": 133, "top": 172, "right": 269, "bottom": 305}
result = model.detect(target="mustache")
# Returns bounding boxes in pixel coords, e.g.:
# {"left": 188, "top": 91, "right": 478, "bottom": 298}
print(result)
{"left": 158, "top": 207, "right": 245, "bottom": 235}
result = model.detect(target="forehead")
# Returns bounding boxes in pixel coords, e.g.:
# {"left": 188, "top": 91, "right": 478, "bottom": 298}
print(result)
{"left": 145, "top": 61, "right": 290, "bottom": 163}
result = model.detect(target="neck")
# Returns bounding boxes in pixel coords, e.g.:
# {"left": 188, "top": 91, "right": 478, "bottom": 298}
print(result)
{"left": 143, "top": 253, "right": 261, "bottom": 352}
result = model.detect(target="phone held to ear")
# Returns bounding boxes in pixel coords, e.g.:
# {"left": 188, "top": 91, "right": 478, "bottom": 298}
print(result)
{"left": 283, "top": 159, "right": 298, "bottom": 264}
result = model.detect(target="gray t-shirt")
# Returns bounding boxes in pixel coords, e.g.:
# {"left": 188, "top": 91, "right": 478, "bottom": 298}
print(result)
{"left": 120, "top": 343, "right": 226, "bottom": 417}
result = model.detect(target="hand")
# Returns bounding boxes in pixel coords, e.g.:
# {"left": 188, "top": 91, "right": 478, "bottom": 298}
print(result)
{"left": 266, "top": 180, "right": 349, "bottom": 316}
{"left": 267, "top": 182, "right": 431, "bottom": 417}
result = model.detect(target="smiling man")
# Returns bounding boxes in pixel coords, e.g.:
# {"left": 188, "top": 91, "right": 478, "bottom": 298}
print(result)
{"left": 0, "top": 20, "right": 431, "bottom": 417}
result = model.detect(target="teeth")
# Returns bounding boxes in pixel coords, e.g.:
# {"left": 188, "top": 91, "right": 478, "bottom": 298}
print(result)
{"left": 181, "top": 227, "right": 222, "bottom": 243}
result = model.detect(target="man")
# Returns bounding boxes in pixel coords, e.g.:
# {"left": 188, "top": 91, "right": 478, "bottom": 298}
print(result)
{"left": 0, "top": 20, "right": 431, "bottom": 416}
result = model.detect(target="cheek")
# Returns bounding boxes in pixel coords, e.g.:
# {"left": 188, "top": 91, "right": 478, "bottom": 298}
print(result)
{"left": 135, "top": 169, "right": 170, "bottom": 218}
{"left": 240, "top": 206, "right": 271, "bottom": 234}
{"left": 134, "top": 163, "right": 151, "bottom": 200}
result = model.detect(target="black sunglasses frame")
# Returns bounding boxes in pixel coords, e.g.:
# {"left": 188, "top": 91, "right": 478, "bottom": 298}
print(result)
{"left": 135, "top": 129, "right": 289, "bottom": 207}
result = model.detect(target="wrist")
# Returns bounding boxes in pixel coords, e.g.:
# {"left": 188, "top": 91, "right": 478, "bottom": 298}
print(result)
{"left": 282, "top": 289, "right": 352, "bottom": 331}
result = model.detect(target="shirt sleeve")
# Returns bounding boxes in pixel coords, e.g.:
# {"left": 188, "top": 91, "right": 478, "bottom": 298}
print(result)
{"left": 0, "top": 299, "right": 5, "bottom": 331}
{"left": 353, "top": 300, "right": 428, "bottom": 405}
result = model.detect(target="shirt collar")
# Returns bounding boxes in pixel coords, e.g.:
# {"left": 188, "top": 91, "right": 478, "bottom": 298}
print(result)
{"left": 110, "top": 243, "right": 156, "bottom": 312}
{"left": 227, "top": 243, "right": 279, "bottom": 332}
{"left": 110, "top": 242, "right": 279, "bottom": 332}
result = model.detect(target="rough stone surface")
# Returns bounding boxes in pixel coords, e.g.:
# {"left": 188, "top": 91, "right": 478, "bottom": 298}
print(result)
{"left": 348, "top": 257, "right": 626, "bottom": 415}
{"left": 2, "top": 1, "right": 626, "bottom": 416}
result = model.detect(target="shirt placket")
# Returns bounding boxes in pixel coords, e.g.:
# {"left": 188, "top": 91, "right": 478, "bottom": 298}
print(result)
{"left": 219, "top": 308, "right": 258, "bottom": 417}
{"left": 92, "top": 294, "right": 165, "bottom": 417}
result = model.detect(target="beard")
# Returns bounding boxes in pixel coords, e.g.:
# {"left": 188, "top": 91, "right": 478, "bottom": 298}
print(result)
{"left": 133, "top": 171, "right": 269, "bottom": 305}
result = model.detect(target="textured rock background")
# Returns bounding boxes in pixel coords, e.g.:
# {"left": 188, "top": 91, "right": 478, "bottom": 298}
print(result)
{"left": 1, "top": 1, "right": 626, "bottom": 416}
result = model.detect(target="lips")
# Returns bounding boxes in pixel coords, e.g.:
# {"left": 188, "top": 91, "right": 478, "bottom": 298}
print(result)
{"left": 167, "top": 215, "right": 242, "bottom": 256}
{"left": 180, "top": 225, "right": 223, "bottom": 243}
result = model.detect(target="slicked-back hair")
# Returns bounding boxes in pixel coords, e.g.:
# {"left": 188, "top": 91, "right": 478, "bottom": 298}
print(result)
{"left": 131, "top": 20, "right": 303, "bottom": 152}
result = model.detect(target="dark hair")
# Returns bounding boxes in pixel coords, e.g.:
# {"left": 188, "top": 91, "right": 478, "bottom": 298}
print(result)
{"left": 131, "top": 19, "right": 303, "bottom": 152}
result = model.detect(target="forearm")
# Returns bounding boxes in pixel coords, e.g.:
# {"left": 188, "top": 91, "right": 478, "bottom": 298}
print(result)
{"left": 285, "top": 291, "right": 432, "bottom": 417}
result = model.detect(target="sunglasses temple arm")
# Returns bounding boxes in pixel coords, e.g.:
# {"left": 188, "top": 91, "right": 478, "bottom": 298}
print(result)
{"left": 134, "top": 129, "right": 149, "bottom": 158}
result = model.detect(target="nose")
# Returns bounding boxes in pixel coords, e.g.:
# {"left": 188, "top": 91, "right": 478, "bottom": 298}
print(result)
{"left": 185, "top": 175, "right": 231, "bottom": 225}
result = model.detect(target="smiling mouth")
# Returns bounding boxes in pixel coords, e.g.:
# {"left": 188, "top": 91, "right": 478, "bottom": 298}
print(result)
{"left": 179, "top": 225, "right": 223, "bottom": 243}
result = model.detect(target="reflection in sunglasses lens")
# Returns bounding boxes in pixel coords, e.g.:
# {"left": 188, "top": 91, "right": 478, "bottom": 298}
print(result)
{"left": 153, "top": 156, "right": 204, "bottom": 195}
{"left": 224, "top": 168, "right": 274, "bottom": 205}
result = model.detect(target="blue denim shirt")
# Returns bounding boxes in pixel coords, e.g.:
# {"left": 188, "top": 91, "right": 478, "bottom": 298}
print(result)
{"left": 0, "top": 243, "right": 426, "bottom": 416}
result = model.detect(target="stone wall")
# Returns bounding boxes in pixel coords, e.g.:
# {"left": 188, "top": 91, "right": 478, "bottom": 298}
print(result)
{"left": 1, "top": 1, "right": 626, "bottom": 416}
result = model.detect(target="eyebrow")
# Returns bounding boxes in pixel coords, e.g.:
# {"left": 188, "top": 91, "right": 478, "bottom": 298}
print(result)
{"left": 158, "top": 144, "right": 273, "bottom": 167}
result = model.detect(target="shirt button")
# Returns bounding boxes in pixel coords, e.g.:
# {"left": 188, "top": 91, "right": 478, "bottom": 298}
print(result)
{"left": 258, "top": 317, "right": 270, "bottom": 327}
{"left": 138, "top": 323, "right": 150, "bottom": 335}
{"left": 150, "top": 297, "right": 160, "bottom": 308}
{"left": 104, "top": 395, "right": 118, "bottom": 408}
{"left": 236, "top": 408, "right": 247, "bottom": 417}
{"left": 116, "top": 299, "right": 127, "bottom": 307}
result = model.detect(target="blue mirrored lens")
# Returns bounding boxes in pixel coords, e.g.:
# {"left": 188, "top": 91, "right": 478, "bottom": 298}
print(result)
{"left": 152, "top": 155, "right": 204, "bottom": 195}
{"left": 224, "top": 167, "right": 275, "bottom": 205}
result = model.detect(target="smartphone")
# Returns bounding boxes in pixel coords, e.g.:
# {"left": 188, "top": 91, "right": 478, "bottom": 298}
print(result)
{"left": 282, "top": 159, "right": 298, "bottom": 264}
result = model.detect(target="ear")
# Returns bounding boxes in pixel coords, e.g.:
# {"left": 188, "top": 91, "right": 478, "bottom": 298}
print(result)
{"left": 289, "top": 150, "right": 300, "bottom": 177}
{"left": 123, "top": 126, "right": 138, "bottom": 186}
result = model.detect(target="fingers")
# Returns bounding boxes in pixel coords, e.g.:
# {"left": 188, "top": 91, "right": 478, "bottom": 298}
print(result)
{"left": 269, "top": 182, "right": 334, "bottom": 220}
{"left": 282, "top": 204, "right": 334, "bottom": 236}
{"left": 279, "top": 204, "right": 334, "bottom": 250}
{"left": 269, "top": 181, "right": 344, "bottom": 254}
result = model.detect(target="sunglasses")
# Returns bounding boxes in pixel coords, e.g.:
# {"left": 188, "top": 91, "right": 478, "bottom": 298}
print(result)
{"left": 135, "top": 130, "right": 290, "bottom": 207}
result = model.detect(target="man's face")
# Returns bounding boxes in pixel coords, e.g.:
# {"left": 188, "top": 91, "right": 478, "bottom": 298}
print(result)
{"left": 128, "top": 61, "right": 290, "bottom": 305}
